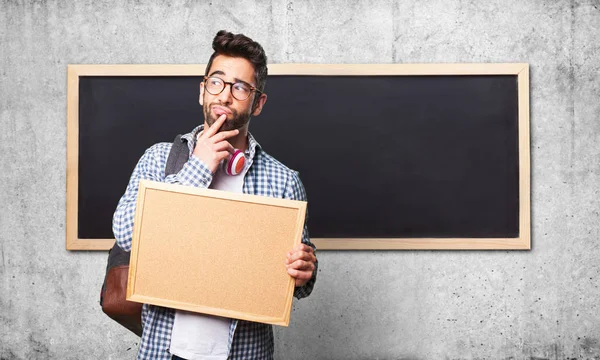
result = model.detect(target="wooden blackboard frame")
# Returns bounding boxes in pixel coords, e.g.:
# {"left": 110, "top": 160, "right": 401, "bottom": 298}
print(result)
{"left": 66, "top": 63, "right": 530, "bottom": 250}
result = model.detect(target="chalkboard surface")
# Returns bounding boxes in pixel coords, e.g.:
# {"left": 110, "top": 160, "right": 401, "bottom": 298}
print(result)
{"left": 67, "top": 64, "right": 530, "bottom": 250}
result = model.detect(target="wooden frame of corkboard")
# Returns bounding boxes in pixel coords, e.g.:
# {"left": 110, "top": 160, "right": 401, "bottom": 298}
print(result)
{"left": 125, "top": 180, "right": 307, "bottom": 326}
{"left": 66, "top": 63, "right": 530, "bottom": 250}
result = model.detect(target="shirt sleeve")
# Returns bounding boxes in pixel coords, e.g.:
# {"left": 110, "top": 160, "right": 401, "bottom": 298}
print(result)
{"left": 112, "top": 143, "right": 214, "bottom": 251}
{"left": 284, "top": 171, "right": 318, "bottom": 299}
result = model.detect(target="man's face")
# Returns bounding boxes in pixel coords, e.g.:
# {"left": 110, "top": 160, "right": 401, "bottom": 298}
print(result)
{"left": 200, "top": 55, "right": 265, "bottom": 132}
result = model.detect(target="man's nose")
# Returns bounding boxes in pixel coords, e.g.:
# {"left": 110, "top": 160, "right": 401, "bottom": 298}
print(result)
{"left": 217, "top": 84, "right": 234, "bottom": 104}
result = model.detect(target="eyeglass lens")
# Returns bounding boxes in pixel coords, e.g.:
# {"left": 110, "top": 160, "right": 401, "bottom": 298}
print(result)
{"left": 205, "top": 77, "right": 252, "bottom": 101}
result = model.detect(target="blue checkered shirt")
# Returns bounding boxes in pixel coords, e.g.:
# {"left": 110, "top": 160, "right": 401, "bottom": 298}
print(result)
{"left": 112, "top": 125, "right": 317, "bottom": 360}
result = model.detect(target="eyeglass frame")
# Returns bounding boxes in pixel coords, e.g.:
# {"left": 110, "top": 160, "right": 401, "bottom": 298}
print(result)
{"left": 202, "top": 76, "right": 264, "bottom": 101}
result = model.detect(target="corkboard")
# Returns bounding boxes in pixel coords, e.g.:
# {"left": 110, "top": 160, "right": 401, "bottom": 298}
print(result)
{"left": 126, "top": 180, "right": 307, "bottom": 326}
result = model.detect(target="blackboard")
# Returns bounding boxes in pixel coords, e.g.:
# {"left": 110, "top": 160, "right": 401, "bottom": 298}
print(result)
{"left": 66, "top": 64, "right": 530, "bottom": 250}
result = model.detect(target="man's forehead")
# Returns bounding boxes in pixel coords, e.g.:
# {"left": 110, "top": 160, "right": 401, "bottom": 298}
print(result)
{"left": 207, "top": 55, "right": 255, "bottom": 84}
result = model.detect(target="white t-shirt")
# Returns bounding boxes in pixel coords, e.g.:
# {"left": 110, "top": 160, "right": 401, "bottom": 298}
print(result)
{"left": 170, "top": 154, "right": 249, "bottom": 360}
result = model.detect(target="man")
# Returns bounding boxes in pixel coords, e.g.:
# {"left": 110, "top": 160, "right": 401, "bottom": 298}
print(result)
{"left": 112, "top": 30, "right": 317, "bottom": 360}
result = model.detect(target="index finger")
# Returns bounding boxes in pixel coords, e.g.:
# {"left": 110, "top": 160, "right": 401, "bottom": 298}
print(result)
{"left": 287, "top": 249, "right": 317, "bottom": 264}
{"left": 291, "top": 243, "right": 314, "bottom": 254}
{"left": 203, "top": 114, "right": 227, "bottom": 138}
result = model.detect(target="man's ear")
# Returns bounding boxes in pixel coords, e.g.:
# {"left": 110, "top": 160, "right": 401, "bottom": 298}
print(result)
{"left": 252, "top": 93, "right": 268, "bottom": 116}
{"left": 199, "top": 82, "right": 205, "bottom": 106}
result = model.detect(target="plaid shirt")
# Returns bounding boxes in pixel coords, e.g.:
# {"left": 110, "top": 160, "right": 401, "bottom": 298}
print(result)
{"left": 113, "top": 125, "right": 317, "bottom": 360}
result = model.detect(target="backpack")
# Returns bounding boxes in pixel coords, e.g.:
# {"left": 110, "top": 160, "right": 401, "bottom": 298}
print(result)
{"left": 100, "top": 135, "right": 190, "bottom": 336}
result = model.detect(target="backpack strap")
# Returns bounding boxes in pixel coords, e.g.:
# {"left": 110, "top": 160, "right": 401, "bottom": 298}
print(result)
{"left": 165, "top": 134, "right": 190, "bottom": 177}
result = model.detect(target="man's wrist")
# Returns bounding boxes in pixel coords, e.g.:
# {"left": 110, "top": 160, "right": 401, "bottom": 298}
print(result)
{"left": 175, "top": 155, "right": 214, "bottom": 187}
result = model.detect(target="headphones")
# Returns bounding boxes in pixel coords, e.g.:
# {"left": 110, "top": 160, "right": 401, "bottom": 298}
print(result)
{"left": 196, "top": 132, "right": 246, "bottom": 176}
{"left": 223, "top": 150, "right": 246, "bottom": 176}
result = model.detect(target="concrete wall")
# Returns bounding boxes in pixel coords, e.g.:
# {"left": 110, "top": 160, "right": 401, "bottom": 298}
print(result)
{"left": 1, "top": 0, "right": 599, "bottom": 359}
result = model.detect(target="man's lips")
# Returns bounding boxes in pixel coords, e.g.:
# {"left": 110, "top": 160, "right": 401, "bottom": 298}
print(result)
{"left": 212, "top": 105, "right": 232, "bottom": 117}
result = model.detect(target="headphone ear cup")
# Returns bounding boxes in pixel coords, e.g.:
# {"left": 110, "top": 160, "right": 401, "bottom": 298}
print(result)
{"left": 224, "top": 150, "right": 245, "bottom": 176}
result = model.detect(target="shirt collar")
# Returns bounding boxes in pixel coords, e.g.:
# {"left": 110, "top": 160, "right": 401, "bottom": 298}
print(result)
{"left": 181, "top": 124, "right": 262, "bottom": 160}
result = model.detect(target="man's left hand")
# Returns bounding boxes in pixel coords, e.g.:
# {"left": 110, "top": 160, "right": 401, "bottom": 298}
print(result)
{"left": 286, "top": 243, "right": 317, "bottom": 287}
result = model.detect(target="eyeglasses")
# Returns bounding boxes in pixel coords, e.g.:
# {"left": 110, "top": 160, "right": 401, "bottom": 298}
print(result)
{"left": 203, "top": 76, "right": 263, "bottom": 101}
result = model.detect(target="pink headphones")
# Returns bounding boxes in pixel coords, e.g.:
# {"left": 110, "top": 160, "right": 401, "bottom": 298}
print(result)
{"left": 223, "top": 149, "right": 245, "bottom": 176}
{"left": 196, "top": 132, "right": 246, "bottom": 176}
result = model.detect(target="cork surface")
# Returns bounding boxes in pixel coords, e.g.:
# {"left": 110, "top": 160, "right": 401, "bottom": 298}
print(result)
{"left": 128, "top": 181, "right": 305, "bottom": 325}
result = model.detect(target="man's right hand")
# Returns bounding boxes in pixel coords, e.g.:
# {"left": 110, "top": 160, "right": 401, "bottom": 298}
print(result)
{"left": 193, "top": 114, "right": 239, "bottom": 174}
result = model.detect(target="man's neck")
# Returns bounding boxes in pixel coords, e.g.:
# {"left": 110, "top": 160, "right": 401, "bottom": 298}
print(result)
{"left": 229, "top": 127, "right": 249, "bottom": 152}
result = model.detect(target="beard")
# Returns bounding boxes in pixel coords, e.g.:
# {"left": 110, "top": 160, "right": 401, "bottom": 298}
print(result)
{"left": 203, "top": 102, "right": 252, "bottom": 132}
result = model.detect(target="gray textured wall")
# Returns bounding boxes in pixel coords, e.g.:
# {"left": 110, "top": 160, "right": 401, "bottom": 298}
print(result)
{"left": 1, "top": 0, "right": 599, "bottom": 359}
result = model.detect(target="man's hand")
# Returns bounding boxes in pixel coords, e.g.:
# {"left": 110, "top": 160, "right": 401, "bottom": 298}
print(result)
{"left": 193, "top": 114, "right": 238, "bottom": 173}
{"left": 286, "top": 243, "right": 317, "bottom": 287}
